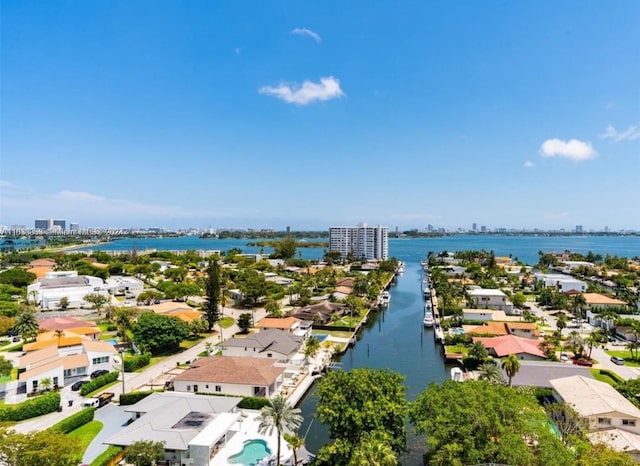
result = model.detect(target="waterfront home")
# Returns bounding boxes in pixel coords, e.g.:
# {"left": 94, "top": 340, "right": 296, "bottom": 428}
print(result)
{"left": 222, "top": 329, "right": 304, "bottom": 361}
{"left": 500, "top": 360, "right": 594, "bottom": 388}
{"left": 464, "top": 321, "right": 538, "bottom": 339}
{"left": 256, "top": 317, "right": 310, "bottom": 338}
{"left": 533, "top": 273, "right": 587, "bottom": 293}
{"left": 472, "top": 335, "right": 546, "bottom": 360}
{"left": 104, "top": 392, "right": 244, "bottom": 466}
{"left": 467, "top": 288, "right": 514, "bottom": 314}
{"left": 290, "top": 301, "right": 349, "bottom": 325}
{"left": 27, "top": 270, "right": 110, "bottom": 309}
{"left": 332, "top": 285, "right": 353, "bottom": 300}
{"left": 551, "top": 375, "right": 640, "bottom": 461}
{"left": 171, "top": 356, "right": 285, "bottom": 398}
{"left": 462, "top": 309, "right": 513, "bottom": 322}
{"left": 584, "top": 292, "right": 628, "bottom": 311}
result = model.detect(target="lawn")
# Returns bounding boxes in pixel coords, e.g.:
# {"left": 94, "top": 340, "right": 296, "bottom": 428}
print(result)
{"left": 590, "top": 368, "right": 624, "bottom": 386}
{"left": 312, "top": 329, "right": 353, "bottom": 339}
{"left": 67, "top": 420, "right": 103, "bottom": 456}
{"left": 218, "top": 316, "right": 235, "bottom": 329}
{"left": 90, "top": 445, "right": 122, "bottom": 466}
{"left": 444, "top": 344, "right": 468, "bottom": 355}
{"left": 604, "top": 350, "right": 640, "bottom": 367}
{"left": 328, "top": 315, "right": 361, "bottom": 328}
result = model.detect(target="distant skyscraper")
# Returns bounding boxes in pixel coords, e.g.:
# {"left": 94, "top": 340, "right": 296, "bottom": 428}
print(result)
{"left": 34, "top": 219, "right": 49, "bottom": 230}
{"left": 286, "top": 226, "right": 290, "bottom": 233}
{"left": 472, "top": 223, "right": 477, "bottom": 232}
{"left": 70, "top": 223, "right": 80, "bottom": 232}
{"left": 604, "top": 226, "right": 610, "bottom": 233}
{"left": 35, "top": 219, "right": 66, "bottom": 231}
{"left": 576, "top": 225, "right": 583, "bottom": 233}
{"left": 329, "top": 223, "right": 388, "bottom": 260}
{"left": 481, "top": 225, "right": 487, "bottom": 233}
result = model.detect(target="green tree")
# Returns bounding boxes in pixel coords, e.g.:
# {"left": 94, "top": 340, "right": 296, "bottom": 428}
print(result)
{"left": 83, "top": 293, "right": 108, "bottom": 314}
{"left": 264, "top": 298, "right": 281, "bottom": 317}
{"left": 0, "top": 356, "right": 13, "bottom": 377}
{"left": 204, "top": 259, "right": 222, "bottom": 332}
{"left": 132, "top": 312, "right": 190, "bottom": 354}
{"left": 577, "top": 443, "right": 637, "bottom": 466}
{"left": 237, "top": 313, "right": 252, "bottom": 333}
{"left": 0, "top": 268, "right": 36, "bottom": 288}
{"left": 164, "top": 266, "right": 187, "bottom": 283}
{"left": 0, "top": 427, "right": 82, "bottom": 466}
{"left": 283, "top": 433, "right": 304, "bottom": 466}
{"left": 543, "top": 402, "right": 587, "bottom": 447}
{"left": 58, "top": 296, "right": 69, "bottom": 311}
{"left": 273, "top": 236, "right": 297, "bottom": 260}
{"left": 0, "top": 316, "right": 15, "bottom": 335}
{"left": 477, "top": 362, "right": 504, "bottom": 384}
{"left": 123, "top": 440, "right": 165, "bottom": 466}
{"left": 304, "top": 336, "right": 321, "bottom": 364}
{"left": 571, "top": 294, "right": 587, "bottom": 322}
{"left": 512, "top": 291, "right": 527, "bottom": 308}
{"left": 238, "top": 270, "right": 267, "bottom": 308}
{"left": 317, "top": 369, "right": 408, "bottom": 455}
{"left": 468, "top": 341, "right": 489, "bottom": 363}
{"left": 13, "top": 308, "right": 39, "bottom": 341}
{"left": 113, "top": 306, "right": 140, "bottom": 343}
{"left": 348, "top": 431, "right": 398, "bottom": 466}
{"left": 189, "top": 317, "right": 209, "bottom": 337}
{"left": 501, "top": 353, "right": 521, "bottom": 386}
{"left": 136, "top": 290, "right": 163, "bottom": 306}
{"left": 409, "top": 380, "right": 574, "bottom": 466}
{"left": 257, "top": 395, "right": 303, "bottom": 466}
{"left": 556, "top": 312, "right": 569, "bottom": 333}
{"left": 567, "top": 331, "right": 586, "bottom": 358}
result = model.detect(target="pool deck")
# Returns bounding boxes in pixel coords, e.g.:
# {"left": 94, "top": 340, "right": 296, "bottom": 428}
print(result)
{"left": 212, "top": 410, "right": 294, "bottom": 466}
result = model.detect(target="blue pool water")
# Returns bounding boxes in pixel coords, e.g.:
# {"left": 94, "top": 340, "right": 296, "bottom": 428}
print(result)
{"left": 106, "top": 339, "right": 118, "bottom": 346}
{"left": 311, "top": 334, "right": 328, "bottom": 343}
{"left": 228, "top": 439, "right": 271, "bottom": 466}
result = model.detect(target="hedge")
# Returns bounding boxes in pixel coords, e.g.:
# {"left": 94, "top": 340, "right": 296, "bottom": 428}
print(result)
{"left": 90, "top": 445, "right": 122, "bottom": 466}
{"left": 238, "top": 396, "right": 271, "bottom": 410}
{"left": 123, "top": 353, "right": 151, "bottom": 372}
{"left": 50, "top": 407, "right": 95, "bottom": 434}
{"left": 119, "top": 390, "right": 156, "bottom": 405}
{"left": 0, "top": 391, "right": 60, "bottom": 422}
{"left": 80, "top": 371, "right": 119, "bottom": 396}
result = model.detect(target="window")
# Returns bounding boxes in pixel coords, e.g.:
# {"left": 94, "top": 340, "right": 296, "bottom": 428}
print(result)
{"left": 193, "top": 385, "right": 198, "bottom": 392}
{"left": 53, "top": 376, "right": 59, "bottom": 386}
{"left": 597, "top": 417, "right": 612, "bottom": 425}
{"left": 215, "top": 385, "right": 222, "bottom": 392}
{"left": 64, "top": 369, "right": 71, "bottom": 377}
{"left": 623, "top": 419, "right": 637, "bottom": 427}
{"left": 32, "top": 381, "right": 38, "bottom": 391}
{"left": 187, "top": 385, "right": 191, "bottom": 391}
{"left": 267, "top": 353, "right": 273, "bottom": 358}
{"left": 92, "top": 356, "right": 110, "bottom": 365}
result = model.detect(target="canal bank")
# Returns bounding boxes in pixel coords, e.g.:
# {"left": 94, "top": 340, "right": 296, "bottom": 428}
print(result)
{"left": 297, "top": 260, "right": 450, "bottom": 465}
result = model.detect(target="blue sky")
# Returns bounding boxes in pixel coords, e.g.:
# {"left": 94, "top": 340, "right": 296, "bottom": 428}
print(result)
{"left": 1, "top": 1, "right": 639, "bottom": 231}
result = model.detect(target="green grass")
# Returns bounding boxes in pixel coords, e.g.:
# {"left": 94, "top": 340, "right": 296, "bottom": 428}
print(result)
{"left": 444, "top": 344, "right": 468, "bottom": 355}
{"left": 218, "top": 316, "right": 235, "bottom": 329}
{"left": 604, "top": 350, "right": 640, "bottom": 367}
{"left": 311, "top": 329, "right": 353, "bottom": 339}
{"left": 67, "top": 420, "right": 103, "bottom": 456}
{"left": 0, "top": 342, "right": 23, "bottom": 352}
{"left": 90, "top": 445, "right": 122, "bottom": 466}
{"left": 590, "top": 368, "right": 624, "bottom": 386}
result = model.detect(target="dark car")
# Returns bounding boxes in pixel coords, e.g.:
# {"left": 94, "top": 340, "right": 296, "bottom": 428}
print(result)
{"left": 71, "top": 380, "right": 89, "bottom": 391}
{"left": 90, "top": 369, "right": 109, "bottom": 379}
{"left": 572, "top": 359, "right": 593, "bottom": 367}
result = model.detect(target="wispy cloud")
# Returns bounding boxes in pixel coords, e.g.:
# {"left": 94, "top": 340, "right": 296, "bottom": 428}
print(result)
{"left": 600, "top": 124, "right": 640, "bottom": 142}
{"left": 539, "top": 138, "right": 596, "bottom": 162}
{"left": 523, "top": 160, "right": 535, "bottom": 168}
{"left": 259, "top": 76, "right": 344, "bottom": 105}
{"left": 291, "top": 27, "right": 322, "bottom": 43}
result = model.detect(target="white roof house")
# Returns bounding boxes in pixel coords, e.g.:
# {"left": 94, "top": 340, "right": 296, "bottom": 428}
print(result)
{"left": 534, "top": 273, "right": 587, "bottom": 293}
{"left": 27, "top": 271, "right": 109, "bottom": 310}
{"left": 105, "top": 276, "right": 144, "bottom": 295}
{"left": 551, "top": 375, "right": 640, "bottom": 461}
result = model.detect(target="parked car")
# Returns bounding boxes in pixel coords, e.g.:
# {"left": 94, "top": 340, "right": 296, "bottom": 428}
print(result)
{"left": 539, "top": 330, "right": 546, "bottom": 337}
{"left": 560, "top": 353, "right": 569, "bottom": 361}
{"left": 611, "top": 356, "right": 625, "bottom": 366}
{"left": 90, "top": 369, "right": 109, "bottom": 379}
{"left": 71, "top": 380, "right": 89, "bottom": 391}
{"left": 573, "top": 359, "right": 593, "bottom": 367}
{"left": 612, "top": 340, "right": 627, "bottom": 346}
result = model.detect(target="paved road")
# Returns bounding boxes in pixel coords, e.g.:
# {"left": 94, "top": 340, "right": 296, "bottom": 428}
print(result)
{"left": 82, "top": 404, "right": 130, "bottom": 464}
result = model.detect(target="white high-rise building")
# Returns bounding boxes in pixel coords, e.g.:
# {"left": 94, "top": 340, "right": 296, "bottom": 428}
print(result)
{"left": 329, "top": 223, "right": 388, "bottom": 260}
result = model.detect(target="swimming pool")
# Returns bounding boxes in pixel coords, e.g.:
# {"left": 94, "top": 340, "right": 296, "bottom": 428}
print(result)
{"left": 227, "top": 439, "right": 271, "bottom": 466}
{"left": 106, "top": 339, "right": 118, "bottom": 346}
{"left": 311, "top": 334, "right": 328, "bottom": 343}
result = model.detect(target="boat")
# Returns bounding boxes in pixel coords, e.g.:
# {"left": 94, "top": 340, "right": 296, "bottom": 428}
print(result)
{"left": 381, "top": 291, "right": 390, "bottom": 306}
{"left": 434, "top": 327, "right": 444, "bottom": 342}
{"left": 423, "top": 312, "right": 434, "bottom": 327}
{"left": 451, "top": 367, "right": 465, "bottom": 382}
{"left": 397, "top": 262, "right": 405, "bottom": 274}
{"left": 424, "top": 300, "right": 432, "bottom": 312}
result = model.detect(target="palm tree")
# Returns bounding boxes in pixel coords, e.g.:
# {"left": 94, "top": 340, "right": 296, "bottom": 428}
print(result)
{"left": 283, "top": 433, "right": 304, "bottom": 466}
{"left": 477, "top": 362, "right": 504, "bottom": 385}
{"left": 349, "top": 431, "right": 398, "bottom": 466}
{"left": 570, "top": 294, "right": 587, "bottom": 323}
{"left": 586, "top": 329, "right": 606, "bottom": 359}
{"left": 501, "top": 354, "right": 521, "bottom": 387}
{"left": 54, "top": 329, "right": 64, "bottom": 347}
{"left": 304, "top": 336, "right": 321, "bottom": 365}
{"left": 566, "top": 330, "right": 585, "bottom": 358}
{"left": 257, "top": 395, "right": 303, "bottom": 466}
{"left": 555, "top": 313, "right": 568, "bottom": 333}
{"left": 265, "top": 299, "right": 281, "bottom": 317}
{"left": 468, "top": 341, "right": 489, "bottom": 363}
{"left": 14, "top": 307, "right": 39, "bottom": 342}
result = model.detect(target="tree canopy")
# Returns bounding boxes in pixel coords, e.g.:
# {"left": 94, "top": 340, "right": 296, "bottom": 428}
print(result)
{"left": 204, "top": 259, "right": 221, "bottom": 330}
{"left": 123, "top": 440, "right": 165, "bottom": 466}
{"left": 132, "top": 312, "right": 190, "bottom": 354}
{"left": 0, "top": 268, "right": 36, "bottom": 288}
{"left": 409, "top": 380, "right": 574, "bottom": 466}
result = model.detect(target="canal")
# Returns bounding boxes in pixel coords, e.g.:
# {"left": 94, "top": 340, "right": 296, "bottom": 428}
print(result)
{"left": 297, "top": 258, "right": 450, "bottom": 465}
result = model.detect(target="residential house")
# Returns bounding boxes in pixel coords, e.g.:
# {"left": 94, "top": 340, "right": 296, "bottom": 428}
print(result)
{"left": 551, "top": 375, "right": 640, "bottom": 461}
{"left": 290, "top": 301, "right": 348, "bottom": 325}
{"left": 501, "top": 361, "right": 594, "bottom": 388}
{"left": 104, "top": 392, "right": 243, "bottom": 466}
{"left": 585, "top": 293, "right": 629, "bottom": 329}
{"left": 221, "top": 329, "right": 304, "bottom": 361}
{"left": 462, "top": 309, "right": 511, "bottom": 322}
{"left": 27, "top": 271, "right": 109, "bottom": 309}
{"left": 534, "top": 273, "right": 587, "bottom": 293}
{"left": 105, "top": 276, "right": 144, "bottom": 296}
{"left": 171, "top": 356, "right": 285, "bottom": 398}
{"left": 467, "top": 288, "right": 514, "bottom": 314}
{"left": 256, "top": 317, "right": 304, "bottom": 334}
{"left": 472, "top": 334, "right": 547, "bottom": 360}
{"left": 464, "top": 322, "right": 538, "bottom": 339}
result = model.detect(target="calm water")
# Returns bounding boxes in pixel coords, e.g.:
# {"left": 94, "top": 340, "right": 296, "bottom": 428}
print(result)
{"left": 75, "top": 234, "right": 639, "bottom": 464}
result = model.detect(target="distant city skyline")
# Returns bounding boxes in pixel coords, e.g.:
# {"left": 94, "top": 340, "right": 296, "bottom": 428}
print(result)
{"left": 1, "top": 2, "right": 639, "bottom": 230}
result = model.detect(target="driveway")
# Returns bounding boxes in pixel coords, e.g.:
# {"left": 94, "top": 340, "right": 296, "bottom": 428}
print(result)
{"left": 590, "top": 346, "right": 640, "bottom": 380}
{"left": 82, "top": 404, "right": 131, "bottom": 464}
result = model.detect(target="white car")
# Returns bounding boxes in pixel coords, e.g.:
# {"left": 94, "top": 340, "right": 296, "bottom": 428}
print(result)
{"left": 539, "top": 330, "right": 546, "bottom": 337}
{"left": 560, "top": 353, "right": 569, "bottom": 361}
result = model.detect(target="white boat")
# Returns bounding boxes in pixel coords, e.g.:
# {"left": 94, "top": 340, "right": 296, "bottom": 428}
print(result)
{"left": 397, "top": 262, "right": 405, "bottom": 274}
{"left": 424, "top": 301, "right": 432, "bottom": 312}
{"left": 435, "top": 327, "right": 444, "bottom": 342}
{"left": 451, "top": 367, "right": 465, "bottom": 382}
{"left": 423, "top": 312, "right": 434, "bottom": 327}
{"left": 381, "top": 291, "right": 390, "bottom": 306}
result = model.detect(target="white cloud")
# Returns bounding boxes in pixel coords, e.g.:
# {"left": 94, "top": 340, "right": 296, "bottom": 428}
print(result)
{"left": 539, "top": 138, "right": 597, "bottom": 162}
{"left": 259, "top": 76, "right": 344, "bottom": 105}
{"left": 291, "top": 27, "right": 322, "bottom": 43}
{"left": 600, "top": 125, "right": 640, "bottom": 142}
{"left": 523, "top": 160, "right": 535, "bottom": 168}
